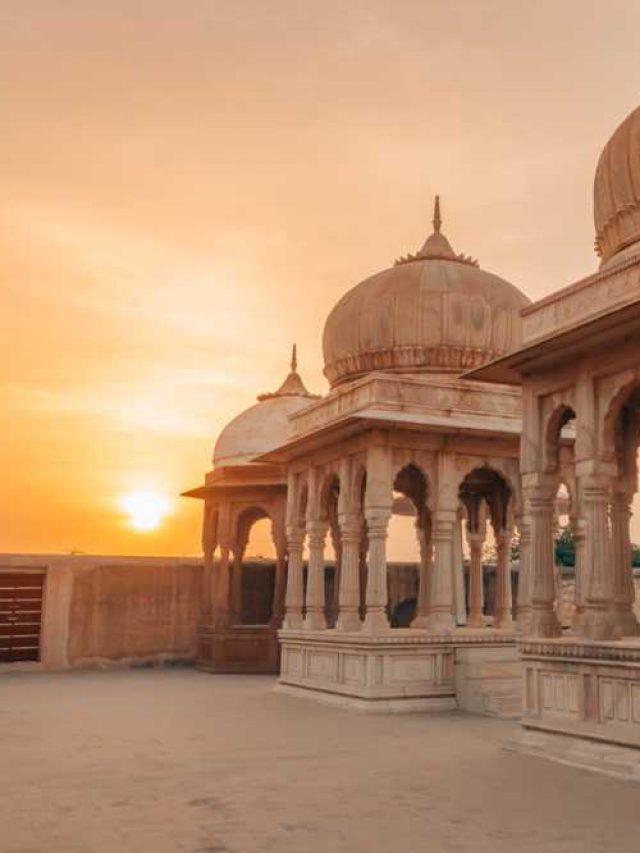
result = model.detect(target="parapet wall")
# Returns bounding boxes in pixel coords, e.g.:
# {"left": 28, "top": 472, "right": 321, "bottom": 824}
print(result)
{"left": 0, "top": 555, "right": 202, "bottom": 670}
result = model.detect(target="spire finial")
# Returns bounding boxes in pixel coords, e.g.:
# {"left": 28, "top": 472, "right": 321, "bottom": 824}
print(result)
{"left": 433, "top": 195, "right": 441, "bottom": 234}
{"left": 291, "top": 343, "right": 297, "bottom": 373}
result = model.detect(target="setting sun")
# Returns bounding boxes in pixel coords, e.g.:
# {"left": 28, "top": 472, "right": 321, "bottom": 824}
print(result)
{"left": 119, "top": 490, "right": 172, "bottom": 532}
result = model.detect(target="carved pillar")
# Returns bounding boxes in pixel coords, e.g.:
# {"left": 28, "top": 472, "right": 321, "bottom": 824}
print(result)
{"left": 571, "top": 514, "right": 586, "bottom": 634}
{"left": 466, "top": 528, "right": 485, "bottom": 629}
{"left": 230, "top": 548, "right": 244, "bottom": 625}
{"left": 201, "top": 503, "right": 218, "bottom": 623}
{"left": 362, "top": 441, "right": 392, "bottom": 633}
{"left": 363, "top": 510, "right": 391, "bottom": 633}
{"left": 580, "top": 475, "right": 615, "bottom": 641}
{"left": 304, "top": 521, "right": 327, "bottom": 630}
{"left": 494, "top": 528, "right": 514, "bottom": 630}
{"left": 283, "top": 527, "right": 305, "bottom": 630}
{"left": 336, "top": 513, "right": 362, "bottom": 632}
{"left": 528, "top": 485, "right": 561, "bottom": 638}
{"left": 212, "top": 545, "right": 232, "bottom": 628}
{"left": 412, "top": 513, "right": 432, "bottom": 629}
{"left": 270, "top": 535, "right": 287, "bottom": 628}
{"left": 426, "top": 510, "right": 456, "bottom": 633}
{"left": 452, "top": 510, "right": 467, "bottom": 626}
{"left": 515, "top": 514, "right": 532, "bottom": 635}
{"left": 328, "top": 515, "right": 341, "bottom": 627}
{"left": 610, "top": 490, "right": 639, "bottom": 638}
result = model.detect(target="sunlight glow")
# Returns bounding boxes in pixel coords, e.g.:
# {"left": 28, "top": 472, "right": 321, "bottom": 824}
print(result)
{"left": 120, "top": 490, "right": 172, "bottom": 532}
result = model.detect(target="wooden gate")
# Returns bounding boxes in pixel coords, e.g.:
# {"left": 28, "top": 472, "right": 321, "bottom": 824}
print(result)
{"left": 0, "top": 571, "right": 45, "bottom": 662}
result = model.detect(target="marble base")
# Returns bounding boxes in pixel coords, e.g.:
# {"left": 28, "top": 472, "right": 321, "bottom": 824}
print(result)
{"left": 197, "top": 624, "right": 279, "bottom": 674}
{"left": 278, "top": 628, "right": 517, "bottom": 713}
{"left": 508, "top": 728, "right": 640, "bottom": 782}
{"left": 518, "top": 637, "right": 640, "bottom": 778}
{"left": 454, "top": 644, "right": 522, "bottom": 718}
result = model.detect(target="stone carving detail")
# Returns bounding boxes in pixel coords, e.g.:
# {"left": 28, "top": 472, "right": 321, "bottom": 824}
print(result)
{"left": 522, "top": 258, "right": 640, "bottom": 344}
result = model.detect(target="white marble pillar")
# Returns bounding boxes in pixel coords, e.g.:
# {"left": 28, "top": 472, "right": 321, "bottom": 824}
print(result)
{"left": 270, "top": 538, "right": 287, "bottom": 628}
{"left": 201, "top": 504, "right": 217, "bottom": 623}
{"left": 571, "top": 514, "right": 586, "bottom": 634}
{"left": 212, "top": 545, "right": 232, "bottom": 628}
{"left": 304, "top": 521, "right": 327, "bottom": 630}
{"left": 466, "top": 528, "right": 485, "bottom": 629}
{"left": 494, "top": 528, "right": 514, "bottom": 630}
{"left": 426, "top": 510, "right": 456, "bottom": 633}
{"left": 230, "top": 549, "right": 244, "bottom": 624}
{"left": 528, "top": 485, "right": 561, "bottom": 638}
{"left": 580, "top": 475, "right": 615, "bottom": 641}
{"left": 283, "top": 527, "right": 305, "bottom": 629}
{"left": 452, "top": 510, "right": 467, "bottom": 626}
{"left": 336, "top": 513, "right": 363, "bottom": 632}
{"left": 412, "top": 514, "right": 432, "bottom": 629}
{"left": 610, "top": 490, "right": 639, "bottom": 638}
{"left": 362, "top": 441, "right": 392, "bottom": 633}
{"left": 363, "top": 512, "right": 390, "bottom": 633}
{"left": 515, "top": 515, "right": 532, "bottom": 636}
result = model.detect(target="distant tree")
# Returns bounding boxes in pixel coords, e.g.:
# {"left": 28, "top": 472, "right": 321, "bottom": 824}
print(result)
{"left": 554, "top": 524, "right": 575, "bottom": 567}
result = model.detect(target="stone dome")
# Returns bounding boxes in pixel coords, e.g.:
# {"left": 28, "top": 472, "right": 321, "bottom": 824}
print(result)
{"left": 322, "top": 198, "right": 530, "bottom": 387}
{"left": 213, "top": 347, "right": 317, "bottom": 467}
{"left": 594, "top": 104, "right": 640, "bottom": 266}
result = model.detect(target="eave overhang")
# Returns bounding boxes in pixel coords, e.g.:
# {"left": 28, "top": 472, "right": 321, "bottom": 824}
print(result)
{"left": 257, "top": 404, "right": 521, "bottom": 464}
{"left": 181, "top": 461, "right": 288, "bottom": 500}
{"left": 466, "top": 298, "right": 640, "bottom": 386}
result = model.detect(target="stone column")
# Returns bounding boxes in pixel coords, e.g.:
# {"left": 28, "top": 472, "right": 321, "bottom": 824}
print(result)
{"left": 571, "top": 514, "right": 586, "bottom": 634}
{"left": 283, "top": 527, "right": 305, "bottom": 630}
{"left": 230, "top": 549, "right": 244, "bottom": 625}
{"left": 580, "top": 475, "right": 615, "bottom": 641}
{"left": 452, "top": 510, "right": 467, "bottom": 626}
{"left": 412, "top": 514, "right": 432, "bottom": 628}
{"left": 200, "top": 504, "right": 217, "bottom": 623}
{"left": 466, "top": 528, "right": 485, "bottom": 629}
{"left": 515, "top": 514, "right": 532, "bottom": 635}
{"left": 362, "top": 512, "right": 390, "bottom": 633}
{"left": 270, "top": 538, "right": 287, "bottom": 628}
{"left": 610, "top": 490, "right": 639, "bottom": 638}
{"left": 336, "top": 513, "right": 363, "bottom": 632}
{"left": 426, "top": 510, "right": 456, "bottom": 633}
{"left": 362, "top": 441, "right": 392, "bottom": 633}
{"left": 528, "top": 485, "right": 561, "bottom": 638}
{"left": 304, "top": 521, "right": 327, "bottom": 630}
{"left": 212, "top": 545, "right": 232, "bottom": 628}
{"left": 494, "top": 528, "right": 514, "bottom": 630}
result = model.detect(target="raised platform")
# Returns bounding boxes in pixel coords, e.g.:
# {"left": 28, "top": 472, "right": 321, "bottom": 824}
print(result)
{"left": 514, "top": 637, "right": 640, "bottom": 779}
{"left": 196, "top": 624, "right": 279, "bottom": 674}
{"left": 278, "top": 628, "right": 518, "bottom": 714}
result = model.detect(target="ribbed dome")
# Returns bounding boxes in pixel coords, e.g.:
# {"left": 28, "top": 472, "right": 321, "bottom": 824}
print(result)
{"left": 322, "top": 199, "right": 530, "bottom": 387}
{"left": 594, "top": 105, "right": 640, "bottom": 265}
{"left": 213, "top": 347, "right": 317, "bottom": 467}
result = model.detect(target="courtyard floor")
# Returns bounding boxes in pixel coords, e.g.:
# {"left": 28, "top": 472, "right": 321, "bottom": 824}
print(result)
{"left": 0, "top": 669, "right": 638, "bottom": 853}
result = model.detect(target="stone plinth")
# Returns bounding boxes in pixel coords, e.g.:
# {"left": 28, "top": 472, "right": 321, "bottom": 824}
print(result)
{"left": 513, "top": 638, "right": 640, "bottom": 779}
{"left": 277, "top": 628, "right": 517, "bottom": 713}
{"left": 278, "top": 629, "right": 455, "bottom": 712}
{"left": 197, "top": 625, "right": 279, "bottom": 674}
{"left": 454, "top": 644, "right": 521, "bottom": 718}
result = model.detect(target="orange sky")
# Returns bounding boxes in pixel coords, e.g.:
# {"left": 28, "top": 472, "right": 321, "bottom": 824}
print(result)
{"left": 1, "top": 1, "right": 640, "bottom": 556}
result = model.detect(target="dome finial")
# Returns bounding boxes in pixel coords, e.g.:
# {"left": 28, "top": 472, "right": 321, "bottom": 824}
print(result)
{"left": 433, "top": 195, "right": 442, "bottom": 234}
{"left": 291, "top": 342, "right": 298, "bottom": 373}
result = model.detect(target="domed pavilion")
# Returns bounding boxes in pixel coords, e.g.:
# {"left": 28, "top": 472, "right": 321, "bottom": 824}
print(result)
{"left": 183, "top": 347, "right": 319, "bottom": 673}
{"left": 471, "top": 103, "right": 640, "bottom": 774}
{"left": 253, "top": 198, "right": 531, "bottom": 710}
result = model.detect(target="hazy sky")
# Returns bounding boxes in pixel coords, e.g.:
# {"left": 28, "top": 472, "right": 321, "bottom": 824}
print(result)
{"left": 1, "top": 1, "right": 640, "bottom": 555}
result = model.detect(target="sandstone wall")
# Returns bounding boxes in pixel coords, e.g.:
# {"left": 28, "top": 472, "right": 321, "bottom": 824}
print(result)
{"left": 0, "top": 555, "right": 202, "bottom": 670}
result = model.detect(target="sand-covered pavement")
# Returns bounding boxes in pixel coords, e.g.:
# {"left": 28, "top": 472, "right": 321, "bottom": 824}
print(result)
{"left": 0, "top": 669, "right": 638, "bottom": 853}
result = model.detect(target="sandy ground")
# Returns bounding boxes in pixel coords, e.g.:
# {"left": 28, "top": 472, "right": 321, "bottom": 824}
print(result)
{"left": 0, "top": 669, "right": 638, "bottom": 853}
